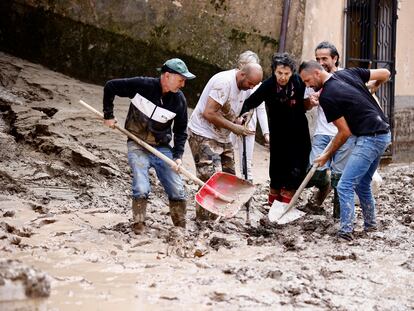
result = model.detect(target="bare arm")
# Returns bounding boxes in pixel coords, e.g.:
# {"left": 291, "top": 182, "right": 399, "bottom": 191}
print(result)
{"left": 366, "top": 68, "right": 390, "bottom": 93}
{"left": 203, "top": 97, "right": 255, "bottom": 136}
{"left": 314, "top": 117, "right": 352, "bottom": 167}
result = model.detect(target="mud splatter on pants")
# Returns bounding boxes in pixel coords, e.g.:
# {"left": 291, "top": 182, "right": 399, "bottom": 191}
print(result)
{"left": 188, "top": 131, "right": 235, "bottom": 182}
{"left": 337, "top": 132, "right": 391, "bottom": 233}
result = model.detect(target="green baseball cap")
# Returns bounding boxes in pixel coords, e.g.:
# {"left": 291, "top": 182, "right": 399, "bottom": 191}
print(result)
{"left": 163, "top": 58, "right": 196, "bottom": 80}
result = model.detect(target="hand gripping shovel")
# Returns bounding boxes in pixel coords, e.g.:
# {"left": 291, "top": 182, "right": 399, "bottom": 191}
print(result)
{"left": 78, "top": 100, "right": 255, "bottom": 218}
{"left": 268, "top": 142, "right": 332, "bottom": 224}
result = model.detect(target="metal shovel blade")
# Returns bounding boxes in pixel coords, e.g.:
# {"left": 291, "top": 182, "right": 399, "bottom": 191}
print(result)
{"left": 195, "top": 172, "right": 255, "bottom": 218}
{"left": 268, "top": 200, "right": 306, "bottom": 224}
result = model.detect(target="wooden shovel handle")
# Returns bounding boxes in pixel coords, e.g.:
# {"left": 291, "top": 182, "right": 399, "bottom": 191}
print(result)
{"left": 78, "top": 100, "right": 234, "bottom": 203}
{"left": 277, "top": 142, "right": 332, "bottom": 220}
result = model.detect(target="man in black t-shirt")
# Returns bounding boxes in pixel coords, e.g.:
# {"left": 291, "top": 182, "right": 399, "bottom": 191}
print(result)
{"left": 299, "top": 60, "right": 391, "bottom": 241}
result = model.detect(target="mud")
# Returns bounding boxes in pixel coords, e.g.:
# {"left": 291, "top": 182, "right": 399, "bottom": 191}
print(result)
{"left": 0, "top": 52, "right": 413, "bottom": 310}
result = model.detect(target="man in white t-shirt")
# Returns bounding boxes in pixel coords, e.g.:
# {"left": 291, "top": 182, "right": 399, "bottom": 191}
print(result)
{"left": 188, "top": 62, "right": 263, "bottom": 220}
{"left": 304, "top": 41, "right": 356, "bottom": 218}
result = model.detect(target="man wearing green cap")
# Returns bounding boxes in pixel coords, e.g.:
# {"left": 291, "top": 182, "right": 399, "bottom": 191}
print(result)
{"left": 102, "top": 58, "right": 195, "bottom": 234}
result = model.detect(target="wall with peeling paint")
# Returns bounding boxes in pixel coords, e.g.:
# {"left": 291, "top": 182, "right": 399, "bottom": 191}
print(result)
{"left": 0, "top": 0, "right": 306, "bottom": 108}
{"left": 395, "top": 0, "right": 414, "bottom": 98}
{"left": 301, "top": 1, "right": 344, "bottom": 65}
{"left": 10, "top": 0, "right": 306, "bottom": 73}
{"left": 301, "top": 0, "right": 414, "bottom": 161}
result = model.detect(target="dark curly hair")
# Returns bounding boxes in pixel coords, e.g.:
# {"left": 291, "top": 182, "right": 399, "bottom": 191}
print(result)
{"left": 315, "top": 41, "right": 340, "bottom": 67}
{"left": 271, "top": 52, "right": 297, "bottom": 73}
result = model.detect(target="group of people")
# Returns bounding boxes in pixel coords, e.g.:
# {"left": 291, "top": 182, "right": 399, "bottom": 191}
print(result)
{"left": 102, "top": 41, "right": 391, "bottom": 242}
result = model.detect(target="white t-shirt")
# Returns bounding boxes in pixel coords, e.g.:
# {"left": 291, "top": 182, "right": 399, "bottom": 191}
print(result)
{"left": 188, "top": 69, "right": 252, "bottom": 143}
{"left": 304, "top": 87, "right": 337, "bottom": 137}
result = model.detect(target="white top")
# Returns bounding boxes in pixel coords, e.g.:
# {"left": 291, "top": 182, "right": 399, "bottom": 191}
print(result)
{"left": 304, "top": 87, "right": 337, "bottom": 137}
{"left": 188, "top": 69, "right": 253, "bottom": 143}
{"left": 247, "top": 83, "right": 269, "bottom": 134}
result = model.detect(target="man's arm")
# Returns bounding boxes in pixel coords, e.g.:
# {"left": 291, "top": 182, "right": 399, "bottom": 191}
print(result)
{"left": 314, "top": 117, "right": 352, "bottom": 167}
{"left": 102, "top": 77, "right": 144, "bottom": 128}
{"left": 172, "top": 99, "right": 188, "bottom": 160}
{"left": 203, "top": 97, "right": 255, "bottom": 136}
{"left": 366, "top": 68, "right": 390, "bottom": 93}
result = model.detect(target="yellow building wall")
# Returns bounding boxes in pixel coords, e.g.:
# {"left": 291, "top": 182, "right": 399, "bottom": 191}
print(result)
{"left": 395, "top": 0, "right": 414, "bottom": 98}
{"left": 301, "top": 0, "right": 345, "bottom": 64}
{"left": 302, "top": 0, "right": 414, "bottom": 161}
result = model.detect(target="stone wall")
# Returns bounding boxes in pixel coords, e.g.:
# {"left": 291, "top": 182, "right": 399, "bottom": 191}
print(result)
{"left": 0, "top": 0, "right": 306, "bottom": 108}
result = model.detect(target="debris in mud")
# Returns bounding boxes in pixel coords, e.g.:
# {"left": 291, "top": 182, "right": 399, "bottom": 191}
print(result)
{"left": 99, "top": 222, "right": 131, "bottom": 235}
{"left": 331, "top": 252, "right": 358, "bottom": 261}
{"left": 159, "top": 295, "right": 178, "bottom": 301}
{"left": 400, "top": 255, "right": 414, "bottom": 271}
{"left": 319, "top": 267, "right": 344, "bottom": 279}
{"left": 2, "top": 210, "right": 15, "bottom": 217}
{"left": 29, "top": 203, "right": 49, "bottom": 214}
{"left": 0, "top": 259, "right": 51, "bottom": 299}
{"left": 0, "top": 222, "right": 33, "bottom": 238}
{"left": 266, "top": 269, "right": 283, "bottom": 279}
{"left": 279, "top": 236, "right": 300, "bottom": 251}
{"left": 210, "top": 291, "right": 228, "bottom": 302}
{"left": 209, "top": 236, "right": 232, "bottom": 251}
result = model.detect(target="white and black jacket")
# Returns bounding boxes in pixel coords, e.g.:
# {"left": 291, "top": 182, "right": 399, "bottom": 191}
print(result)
{"left": 103, "top": 76, "right": 188, "bottom": 159}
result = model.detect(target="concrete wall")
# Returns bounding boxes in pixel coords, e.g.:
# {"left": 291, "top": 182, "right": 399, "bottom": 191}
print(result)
{"left": 395, "top": 0, "right": 414, "bottom": 98}
{"left": 301, "top": 0, "right": 345, "bottom": 64}
{"left": 393, "top": 0, "right": 414, "bottom": 161}
{"left": 0, "top": 0, "right": 306, "bottom": 108}
{"left": 22, "top": 0, "right": 284, "bottom": 70}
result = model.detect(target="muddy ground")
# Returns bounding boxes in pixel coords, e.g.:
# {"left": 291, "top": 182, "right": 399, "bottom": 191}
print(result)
{"left": 0, "top": 52, "right": 413, "bottom": 310}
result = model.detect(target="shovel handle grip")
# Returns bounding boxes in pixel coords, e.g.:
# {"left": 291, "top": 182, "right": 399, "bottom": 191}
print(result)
{"left": 78, "top": 100, "right": 234, "bottom": 203}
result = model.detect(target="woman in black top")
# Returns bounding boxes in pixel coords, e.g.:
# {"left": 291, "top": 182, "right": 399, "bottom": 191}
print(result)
{"left": 241, "top": 52, "right": 310, "bottom": 205}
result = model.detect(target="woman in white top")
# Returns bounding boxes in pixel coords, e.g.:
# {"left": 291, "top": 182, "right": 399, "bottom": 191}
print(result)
{"left": 231, "top": 51, "right": 270, "bottom": 182}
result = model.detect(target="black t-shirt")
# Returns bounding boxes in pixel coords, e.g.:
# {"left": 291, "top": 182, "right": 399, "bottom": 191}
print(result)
{"left": 319, "top": 68, "right": 389, "bottom": 136}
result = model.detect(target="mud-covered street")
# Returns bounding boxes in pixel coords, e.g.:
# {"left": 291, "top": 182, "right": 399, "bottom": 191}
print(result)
{"left": 0, "top": 52, "right": 413, "bottom": 310}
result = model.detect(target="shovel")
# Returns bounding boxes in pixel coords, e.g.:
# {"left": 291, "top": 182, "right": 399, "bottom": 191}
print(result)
{"left": 268, "top": 142, "right": 332, "bottom": 224}
{"left": 78, "top": 100, "right": 255, "bottom": 218}
{"left": 242, "top": 132, "right": 251, "bottom": 224}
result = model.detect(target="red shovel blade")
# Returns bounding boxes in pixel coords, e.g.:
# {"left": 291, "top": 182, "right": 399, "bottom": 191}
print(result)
{"left": 195, "top": 172, "right": 255, "bottom": 218}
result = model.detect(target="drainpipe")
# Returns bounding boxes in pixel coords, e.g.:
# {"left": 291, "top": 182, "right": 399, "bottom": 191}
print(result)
{"left": 343, "top": 1, "right": 348, "bottom": 65}
{"left": 278, "top": 0, "right": 291, "bottom": 53}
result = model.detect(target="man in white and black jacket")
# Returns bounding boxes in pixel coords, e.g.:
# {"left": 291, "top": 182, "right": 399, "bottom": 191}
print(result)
{"left": 103, "top": 58, "right": 195, "bottom": 234}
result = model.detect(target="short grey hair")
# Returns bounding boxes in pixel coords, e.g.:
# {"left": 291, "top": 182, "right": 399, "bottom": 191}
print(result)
{"left": 236, "top": 51, "right": 260, "bottom": 69}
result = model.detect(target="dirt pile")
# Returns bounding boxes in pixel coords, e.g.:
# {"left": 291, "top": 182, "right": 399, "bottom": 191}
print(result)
{"left": 0, "top": 52, "right": 413, "bottom": 310}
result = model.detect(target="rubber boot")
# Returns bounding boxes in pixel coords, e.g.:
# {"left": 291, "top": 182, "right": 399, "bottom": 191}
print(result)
{"left": 268, "top": 188, "right": 282, "bottom": 205}
{"left": 132, "top": 198, "right": 147, "bottom": 234}
{"left": 331, "top": 173, "right": 341, "bottom": 219}
{"left": 280, "top": 188, "right": 295, "bottom": 203}
{"left": 305, "top": 170, "right": 330, "bottom": 214}
{"left": 169, "top": 200, "right": 187, "bottom": 228}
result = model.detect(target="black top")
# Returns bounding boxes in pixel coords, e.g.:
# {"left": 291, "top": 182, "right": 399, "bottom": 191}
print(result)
{"left": 319, "top": 68, "right": 389, "bottom": 136}
{"left": 103, "top": 76, "right": 188, "bottom": 159}
{"left": 241, "top": 73, "right": 310, "bottom": 189}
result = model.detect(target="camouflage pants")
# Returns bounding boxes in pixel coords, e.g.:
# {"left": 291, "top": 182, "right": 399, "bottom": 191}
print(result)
{"left": 188, "top": 131, "right": 235, "bottom": 182}
{"left": 188, "top": 131, "right": 235, "bottom": 220}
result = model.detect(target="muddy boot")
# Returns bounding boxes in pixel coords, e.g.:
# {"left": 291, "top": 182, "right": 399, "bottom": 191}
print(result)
{"left": 132, "top": 198, "right": 147, "bottom": 234}
{"left": 331, "top": 173, "right": 341, "bottom": 219}
{"left": 268, "top": 188, "right": 282, "bottom": 205}
{"left": 305, "top": 170, "right": 330, "bottom": 214}
{"left": 195, "top": 203, "right": 218, "bottom": 221}
{"left": 169, "top": 200, "right": 187, "bottom": 228}
{"left": 305, "top": 185, "right": 331, "bottom": 215}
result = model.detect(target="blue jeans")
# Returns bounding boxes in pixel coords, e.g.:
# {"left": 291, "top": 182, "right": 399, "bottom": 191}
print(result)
{"left": 127, "top": 141, "right": 186, "bottom": 201}
{"left": 337, "top": 132, "right": 391, "bottom": 233}
{"left": 310, "top": 134, "right": 356, "bottom": 174}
